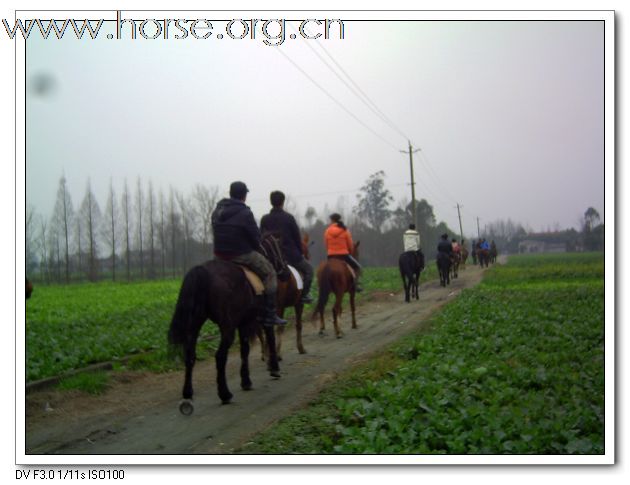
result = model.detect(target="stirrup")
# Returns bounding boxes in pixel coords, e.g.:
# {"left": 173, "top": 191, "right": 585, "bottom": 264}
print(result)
{"left": 300, "top": 293, "right": 314, "bottom": 304}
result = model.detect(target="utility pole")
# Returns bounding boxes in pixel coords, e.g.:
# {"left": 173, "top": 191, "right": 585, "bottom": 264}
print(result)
{"left": 400, "top": 141, "right": 421, "bottom": 229}
{"left": 476, "top": 217, "right": 481, "bottom": 239}
{"left": 456, "top": 203, "right": 464, "bottom": 242}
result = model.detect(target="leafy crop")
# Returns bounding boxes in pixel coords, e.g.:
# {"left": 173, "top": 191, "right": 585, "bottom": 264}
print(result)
{"left": 242, "top": 252, "right": 605, "bottom": 454}
{"left": 25, "top": 267, "right": 414, "bottom": 381}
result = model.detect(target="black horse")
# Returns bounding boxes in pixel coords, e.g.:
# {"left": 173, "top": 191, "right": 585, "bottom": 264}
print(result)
{"left": 399, "top": 250, "right": 425, "bottom": 302}
{"left": 168, "top": 236, "right": 286, "bottom": 414}
{"left": 437, "top": 252, "right": 452, "bottom": 287}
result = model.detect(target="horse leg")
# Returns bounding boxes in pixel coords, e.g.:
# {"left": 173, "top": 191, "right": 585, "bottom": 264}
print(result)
{"left": 413, "top": 273, "right": 420, "bottom": 299}
{"left": 215, "top": 327, "right": 236, "bottom": 404}
{"left": 333, "top": 293, "right": 343, "bottom": 338}
{"left": 276, "top": 309, "right": 285, "bottom": 361}
{"left": 263, "top": 325, "right": 281, "bottom": 378}
{"left": 257, "top": 326, "right": 267, "bottom": 362}
{"left": 182, "top": 333, "right": 198, "bottom": 401}
{"left": 295, "top": 302, "right": 306, "bottom": 354}
{"left": 238, "top": 327, "right": 253, "bottom": 391}
{"left": 350, "top": 290, "right": 357, "bottom": 329}
{"left": 319, "top": 305, "right": 326, "bottom": 336}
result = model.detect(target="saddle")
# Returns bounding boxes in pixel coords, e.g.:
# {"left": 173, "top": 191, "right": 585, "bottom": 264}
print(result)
{"left": 237, "top": 264, "right": 304, "bottom": 295}
{"left": 237, "top": 266, "right": 265, "bottom": 296}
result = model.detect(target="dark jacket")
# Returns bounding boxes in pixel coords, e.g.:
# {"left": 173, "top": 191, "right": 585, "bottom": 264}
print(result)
{"left": 260, "top": 207, "right": 303, "bottom": 265}
{"left": 211, "top": 198, "right": 261, "bottom": 256}
{"left": 437, "top": 239, "right": 453, "bottom": 255}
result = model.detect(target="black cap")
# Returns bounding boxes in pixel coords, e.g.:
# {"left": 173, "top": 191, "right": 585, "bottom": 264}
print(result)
{"left": 229, "top": 181, "right": 249, "bottom": 199}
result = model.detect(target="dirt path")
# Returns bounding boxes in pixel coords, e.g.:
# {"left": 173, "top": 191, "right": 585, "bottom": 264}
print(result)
{"left": 25, "top": 263, "right": 487, "bottom": 455}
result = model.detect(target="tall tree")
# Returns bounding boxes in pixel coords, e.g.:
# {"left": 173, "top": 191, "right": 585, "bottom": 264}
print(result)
{"left": 37, "top": 218, "right": 50, "bottom": 283}
{"left": 147, "top": 181, "right": 156, "bottom": 278}
{"left": 169, "top": 187, "right": 178, "bottom": 278}
{"left": 26, "top": 205, "right": 39, "bottom": 276}
{"left": 191, "top": 183, "right": 218, "bottom": 256}
{"left": 304, "top": 206, "right": 317, "bottom": 228}
{"left": 158, "top": 189, "right": 167, "bottom": 278}
{"left": 103, "top": 179, "right": 118, "bottom": 281}
{"left": 583, "top": 207, "right": 601, "bottom": 233}
{"left": 354, "top": 170, "right": 393, "bottom": 233}
{"left": 135, "top": 177, "right": 144, "bottom": 279}
{"left": 176, "top": 190, "right": 194, "bottom": 273}
{"left": 80, "top": 179, "right": 101, "bottom": 281}
{"left": 121, "top": 179, "right": 132, "bottom": 281}
{"left": 52, "top": 174, "right": 74, "bottom": 283}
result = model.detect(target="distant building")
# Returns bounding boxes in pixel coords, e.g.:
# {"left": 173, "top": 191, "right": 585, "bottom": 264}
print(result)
{"left": 518, "top": 231, "right": 581, "bottom": 253}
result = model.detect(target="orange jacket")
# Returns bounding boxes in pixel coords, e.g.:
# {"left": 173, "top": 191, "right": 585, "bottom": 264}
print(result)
{"left": 325, "top": 223, "right": 354, "bottom": 256}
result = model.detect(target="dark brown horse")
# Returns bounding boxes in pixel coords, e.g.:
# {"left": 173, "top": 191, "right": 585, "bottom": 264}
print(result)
{"left": 312, "top": 241, "right": 360, "bottom": 339}
{"left": 167, "top": 236, "right": 285, "bottom": 414}
{"left": 399, "top": 250, "right": 425, "bottom": 302}
{"left": 437, "top": 252, "right": 452, "bottom": 287}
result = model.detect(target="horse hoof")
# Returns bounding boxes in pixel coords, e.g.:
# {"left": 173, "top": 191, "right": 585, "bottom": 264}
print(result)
{"left": 220, "top": 392, "right": 233, "bottom": 404}
{"left": 298, "top": 348, "right": 306, "bottom": 354}
{"left": 241, "top": 383, "right": 253, "bottom": 391}
{"left": 318, "top": 331, "right": 326, "bottom": 337}
{"left": 179, "top": 400, "right": 194, "bottom": 416}
{"left": 270, "top": 370, "right": 281, "bottom": 379}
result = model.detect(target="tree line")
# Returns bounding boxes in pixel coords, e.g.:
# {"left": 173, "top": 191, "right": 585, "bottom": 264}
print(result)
{"left": 26, "top": 170, "right": 603, "bottom": 284}
{"left": 26, "top": 175, "right": 220, "bottom": 284}
{"left": 26, "top": 171, "right": 465, "bottom": 284}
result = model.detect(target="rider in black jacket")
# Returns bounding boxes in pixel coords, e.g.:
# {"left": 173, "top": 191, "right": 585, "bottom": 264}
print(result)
{"left": 437, "top": 233, "right": 453, "bottom": 256}
{"left": 260, "top": 191, "right": 314, "bottom": 303}
{"left": 211, "top": 181, "right": 287, "bottom": 326}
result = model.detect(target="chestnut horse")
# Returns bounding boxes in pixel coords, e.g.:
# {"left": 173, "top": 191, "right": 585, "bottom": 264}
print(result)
{"left": 461, "top": 246, "right": 469, "bottom": 269}
{"left": 260, "top": 233, "right": 313, "bottom": 360}
{"left": 312, "top": 241, "right": 360, "bottom": 339}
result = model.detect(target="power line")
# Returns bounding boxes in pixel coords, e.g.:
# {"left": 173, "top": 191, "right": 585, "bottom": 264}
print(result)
{"left": 274, "top": 47, "right": 400, "bottom": 151}
{"left": 291, "top": 23, "right": 411, "bottom": 143}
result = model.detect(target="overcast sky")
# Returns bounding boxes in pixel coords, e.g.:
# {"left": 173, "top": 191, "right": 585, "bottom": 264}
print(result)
{"left": 25, "top": 19, "right": 604, "bottom": 237}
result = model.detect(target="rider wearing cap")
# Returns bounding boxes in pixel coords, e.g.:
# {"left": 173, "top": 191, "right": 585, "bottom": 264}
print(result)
{"left": 437, "top": 233, "right": 453, "bottom": 255}
{"left": 211, "top": 181, "right": 287, "bottom": 327}
{"left": 260, "top": 191, "right": 314, "bottom": 304}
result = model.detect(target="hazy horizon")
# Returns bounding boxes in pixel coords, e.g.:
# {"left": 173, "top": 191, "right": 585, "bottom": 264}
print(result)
{"left": 26, "top": 19, "right": 605, "bottom": 237}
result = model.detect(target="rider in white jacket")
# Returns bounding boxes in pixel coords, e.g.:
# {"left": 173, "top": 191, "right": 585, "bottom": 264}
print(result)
{"left": 403, "top": 224, "right": 421, "bottom": 252}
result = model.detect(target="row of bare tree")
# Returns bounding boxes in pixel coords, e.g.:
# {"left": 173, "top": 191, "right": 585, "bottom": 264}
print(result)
{"left": 26, "top": 175, "right": 220, "bottom": 283}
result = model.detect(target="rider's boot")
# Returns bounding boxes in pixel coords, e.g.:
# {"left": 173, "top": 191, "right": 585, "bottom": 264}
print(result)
{"left": 354, "top": 276, "right": 363, "bottom": 293}
{"left": 262, "top": 295, "right": 288, "bottom": 327}
{"left": 300, "top": 292, "right": 314, "bottom": 304}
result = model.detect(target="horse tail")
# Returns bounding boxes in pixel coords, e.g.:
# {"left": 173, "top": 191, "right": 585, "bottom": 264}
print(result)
{"left": 312, "top": 264, "right": 333, "bottom": 321}
{"left": 168, "top": 265, "right": 211, "bottom": 356}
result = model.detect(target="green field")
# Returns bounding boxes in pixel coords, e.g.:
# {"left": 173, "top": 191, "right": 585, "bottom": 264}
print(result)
{"left": 240, "top": 253, "right": 605, "bottom": 454}
{"left": 25, "top": 266, "right": 419, "bottom": 382}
